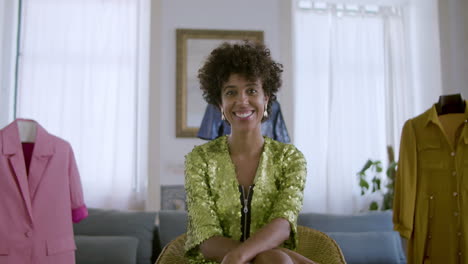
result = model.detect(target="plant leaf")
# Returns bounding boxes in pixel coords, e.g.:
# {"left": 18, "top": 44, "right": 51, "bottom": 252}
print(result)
{"left": 360, "top": 179, "right": 369, "bottom": 191}
{"left": 359, "top": 160, "right": 373, "bottom": 174}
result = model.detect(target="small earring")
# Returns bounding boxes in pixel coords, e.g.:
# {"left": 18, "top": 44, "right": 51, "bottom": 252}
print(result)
{"left": 263, "top": 105, "right": 268, "bottom": 118}
{"left": 221, "top": 109, "right": 225, "bottom": 121}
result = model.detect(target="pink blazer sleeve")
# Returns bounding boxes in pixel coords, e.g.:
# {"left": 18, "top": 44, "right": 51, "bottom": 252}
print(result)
{"left": 68, "top": 144, "right": 88, "bottom": 223}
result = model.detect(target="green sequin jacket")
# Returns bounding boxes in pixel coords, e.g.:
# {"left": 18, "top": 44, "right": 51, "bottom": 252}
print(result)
{"left": 184, "top": 136, "right": 307, "bottom": 263}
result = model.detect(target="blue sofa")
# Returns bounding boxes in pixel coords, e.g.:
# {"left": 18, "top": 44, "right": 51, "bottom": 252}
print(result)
{"left": 298, "top": 211, "right": 406, "bottom": 264}
{"left": 73, "top": 209, "right": 406, "bottom": 264}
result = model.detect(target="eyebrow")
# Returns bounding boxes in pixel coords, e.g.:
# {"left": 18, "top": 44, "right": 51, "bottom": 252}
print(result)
{"left": 222, "top": 85, "right": 236, "bottom": 90}
{"left": 222, "top": 82, "right": 258, "bottom": 90}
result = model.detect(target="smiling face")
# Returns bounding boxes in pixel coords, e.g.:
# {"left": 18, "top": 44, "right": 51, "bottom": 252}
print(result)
{"left": 220, "top": 73, "right": 269, "bottom": 134}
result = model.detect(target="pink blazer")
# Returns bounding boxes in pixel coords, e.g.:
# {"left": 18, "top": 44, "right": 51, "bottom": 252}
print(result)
{"left": 0, "top": 119, "right": 87, "bottom": 264}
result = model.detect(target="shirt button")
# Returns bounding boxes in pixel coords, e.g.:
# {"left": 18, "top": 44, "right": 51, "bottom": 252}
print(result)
{"left": 430, "top": 195, "right": 434, "bottom": 200}
{"left": 25, "top": 231, "right": 32, "bottom": 237}
{"left": 454, "top": 212, "right": 459, "bottom": 216}
{"left": 453, "top": 192, "right": 458, "bottom": 196}
{"left": 451, "top": 152, "right": 456, "bottom": 156}
{"left": 452, "top": 171, "right": 457, "bottom": 176}
{"left": 459, "top": 252, "right": 462, "bottom": 256}
{"left": 458, "top": 232, "right": 462, "bottom": 236}
{"left": 428, "top": 235, "right": 432, "bottom": 239}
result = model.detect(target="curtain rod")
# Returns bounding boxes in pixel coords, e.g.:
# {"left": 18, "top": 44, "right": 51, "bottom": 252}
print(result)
{"left": 297, "top": 0, "right": 409, "bottom": 8}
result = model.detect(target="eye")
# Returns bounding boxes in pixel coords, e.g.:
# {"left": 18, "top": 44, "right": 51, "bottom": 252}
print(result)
{"left": 247, "top": 88, "right": 258, "bottom": 95}
{"left": 224, "top": 90, "right": 235, "bottom": 96}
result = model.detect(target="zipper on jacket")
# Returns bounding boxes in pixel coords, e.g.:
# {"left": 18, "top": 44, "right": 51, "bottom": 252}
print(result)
{"left": 239, "top": 185, "right": 254, "bottom": 242}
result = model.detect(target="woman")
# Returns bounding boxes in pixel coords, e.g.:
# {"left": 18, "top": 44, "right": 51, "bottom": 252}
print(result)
{"left": 184, "top": 41, "right": 314, "bottom": 264}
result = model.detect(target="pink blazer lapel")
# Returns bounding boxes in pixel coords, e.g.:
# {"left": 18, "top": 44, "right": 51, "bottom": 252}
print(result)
{"left": 28, "top": 124, "right": 54, "bottom": 200}
{"left": 1, "top": 120, "right": 34, "bottom": 222}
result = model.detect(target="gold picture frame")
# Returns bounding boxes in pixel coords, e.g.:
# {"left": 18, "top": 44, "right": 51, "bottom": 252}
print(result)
{"left": 175, "top": 29, "right": 264, "bottom": 137}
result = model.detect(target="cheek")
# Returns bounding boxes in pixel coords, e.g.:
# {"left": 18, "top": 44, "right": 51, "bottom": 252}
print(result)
{"left": 220, "top": 101, "right": 231, "bottom": 112}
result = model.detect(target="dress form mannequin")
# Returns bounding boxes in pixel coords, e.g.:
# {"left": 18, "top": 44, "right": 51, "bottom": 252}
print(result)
{"left": 435, "top": 93, "right": 465, "bottom": 115}
{"left": 17, "top": 119, "right": 37, "bottom": 175}
{"left": 394, "top": 98, "right": 468, "bottom": 263}
{"left": 0, "top": 119, "right": 88, "bottom": 264}
{"left": 17, "top": 119, "right": 37, "bottom": 142}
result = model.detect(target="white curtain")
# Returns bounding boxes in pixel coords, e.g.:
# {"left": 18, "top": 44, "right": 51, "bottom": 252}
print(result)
{"left": 16, "top": 0, "right": 147, "bottom": 210}
{"left": 0, "top": 0, "right": 19, "bottom": 126}
{"left": 294, "top": 3, "right": 413, "bottom": 214}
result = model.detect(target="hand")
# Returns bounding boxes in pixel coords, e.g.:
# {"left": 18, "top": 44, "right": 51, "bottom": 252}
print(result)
{"left": 277, "top": 248, "right": 318, "bottom": 264}
{"left": 221, "top": 249, "right": 248, "bottom": 264}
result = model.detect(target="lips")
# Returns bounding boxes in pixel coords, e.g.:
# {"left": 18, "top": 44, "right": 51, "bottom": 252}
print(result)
{"left": 233, "top": 110, "right": 254, "bottom": 119}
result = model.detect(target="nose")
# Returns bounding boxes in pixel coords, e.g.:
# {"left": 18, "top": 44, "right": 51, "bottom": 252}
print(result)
{"left": 236, "top": 92, "right": 248, "bottom": 104}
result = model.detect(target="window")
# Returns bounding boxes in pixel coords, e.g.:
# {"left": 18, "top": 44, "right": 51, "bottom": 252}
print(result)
{"left": 294, "top": 2, "right": 413, "bottom": 213}
{"left": 15, "top": 0, "right": 149, "bottom": 210}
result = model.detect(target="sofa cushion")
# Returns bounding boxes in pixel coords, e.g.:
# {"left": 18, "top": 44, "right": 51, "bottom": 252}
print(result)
{"left": 73, "top": 208, "right": 158, "bottom": 264}
{"left": 75, "top": 235, "right": 138, "bottom": 264}
{"left": 158, "top": 210, "right": 188, "bottom": 247}
{"left": 327, "top": 231, "right": 406, "bottom": 264}
{"left": 298, "top": 211, "right": 393, "bottom": 232}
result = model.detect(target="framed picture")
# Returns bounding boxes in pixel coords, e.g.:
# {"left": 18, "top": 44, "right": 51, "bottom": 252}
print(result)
{"left": 175, "top": 29, "right": 264, "bottom": 137}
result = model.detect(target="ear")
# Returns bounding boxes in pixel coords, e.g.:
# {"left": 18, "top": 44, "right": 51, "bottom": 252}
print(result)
{"left": 264, "top": 95, "right": 269, "bottom": 105}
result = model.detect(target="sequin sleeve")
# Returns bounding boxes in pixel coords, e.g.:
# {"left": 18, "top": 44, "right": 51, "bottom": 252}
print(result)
{"left": 184, "top": 147, "right": 223, "bottom": 260}
{"left": 267, "top": 144, "right": 307, "bottom": 249}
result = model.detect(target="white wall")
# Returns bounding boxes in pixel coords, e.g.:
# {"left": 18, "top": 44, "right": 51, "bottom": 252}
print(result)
{"left": 404, "top": 0, "right": 468, "bottom": 111}
{"left": 148, "top": 0, "right": 292, "bottom": 210}
{"left": 0, "top": 0, "right": 19, "bottom": 127}
{"left": 405, "top": 0, "right": 443, "bottom": 113}
{"left": 438, "top": 0, "right": 468, "bottom": 98}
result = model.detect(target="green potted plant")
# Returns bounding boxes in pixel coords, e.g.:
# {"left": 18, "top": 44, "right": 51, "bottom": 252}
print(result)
{"left": 357, "top": 146, "right": 398, "bottom": 211}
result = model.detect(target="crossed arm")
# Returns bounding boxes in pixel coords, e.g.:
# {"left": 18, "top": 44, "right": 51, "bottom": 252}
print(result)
{"left": 201, "top": 218, "right": 289, "bottom": 263}
{"left": 200, "top": 218, "right": 316, "bottom": 264}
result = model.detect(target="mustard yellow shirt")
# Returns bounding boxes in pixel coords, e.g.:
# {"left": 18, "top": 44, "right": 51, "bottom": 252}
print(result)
{"left": 184, "top": 136, "right": 307, "bottom": 263}
{"left": 393, "top": 103, "right": 468, "bottom": 264}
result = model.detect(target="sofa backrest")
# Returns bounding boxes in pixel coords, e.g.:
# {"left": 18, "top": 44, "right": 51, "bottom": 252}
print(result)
{"left": 158, "top": 210, "right": 188, "bottom": 247}
{"left": 298, "top": 210, "right": 394, "bottom": 232}
{"left": 298, "top": 211, "right": 406, "bottom": 264}
{"left": 91, "top": 210, "right": 405, "bottom": 264}
{"left": 73, "top": 208, "right": 159, "bottom": 264}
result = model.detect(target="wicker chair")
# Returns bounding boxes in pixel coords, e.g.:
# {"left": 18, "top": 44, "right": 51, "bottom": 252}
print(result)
{"left": 155, "top": 225, "right": 346, "bottom": 264}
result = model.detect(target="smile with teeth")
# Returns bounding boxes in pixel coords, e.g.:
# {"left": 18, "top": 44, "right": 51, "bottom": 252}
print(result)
{"left": 234, "top": 111, "right": 254, "bottom": 118}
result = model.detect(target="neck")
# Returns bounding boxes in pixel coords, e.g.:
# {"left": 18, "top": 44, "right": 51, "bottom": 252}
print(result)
{"left": 228, "top": 130, "right": 264, "bottom": 156}
{"left": 436, "top": 93, "right": 465, "bottom": 115}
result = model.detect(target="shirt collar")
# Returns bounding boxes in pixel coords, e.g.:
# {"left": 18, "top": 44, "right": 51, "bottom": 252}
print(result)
{"left": 424, "top": 100, "right": 468, "bottom": 127}
{"left": 423, "top": 104, "right": 440, "bottom": 127}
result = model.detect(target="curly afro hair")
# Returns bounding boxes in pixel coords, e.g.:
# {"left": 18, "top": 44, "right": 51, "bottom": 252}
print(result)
{"left": 197, "top": 41, "right": 283, "bottom": 122}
